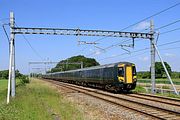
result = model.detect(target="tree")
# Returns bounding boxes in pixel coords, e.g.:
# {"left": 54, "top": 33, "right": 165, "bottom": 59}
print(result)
{"left": 50, "top": 55, "right": 100, "bottom": 72}
{"left": 155, "top": 62, "right": 171, "bottom": 78}
{"left": 137, "top": 71, "right": 150, "bottom": 79}
{"left": 0, "top": 70, "right": 9, "bottom": 79}
{"left": 0, "top": 70, "right": 23, "bottom": 79}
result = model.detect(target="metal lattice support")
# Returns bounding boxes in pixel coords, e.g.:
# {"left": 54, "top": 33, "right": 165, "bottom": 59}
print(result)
{"left": 13, "top": 27, "right": 153, "bottom": 39}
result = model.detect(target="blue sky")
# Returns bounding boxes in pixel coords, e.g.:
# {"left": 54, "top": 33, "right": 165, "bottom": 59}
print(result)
{"left": 0, "top": 0, "right": 180, "bottom": 74}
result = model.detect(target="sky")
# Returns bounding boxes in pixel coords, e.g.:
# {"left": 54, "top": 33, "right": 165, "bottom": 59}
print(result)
{"left": 0, "top": 0, "right": 180, "bottom": 74}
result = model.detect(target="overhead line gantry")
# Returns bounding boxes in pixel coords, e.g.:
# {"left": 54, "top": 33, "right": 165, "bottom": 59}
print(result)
{"left": 13, "top": 27, "right": 152, "bottom": 39}
{"left": 7, "top": 12, "right": 154, "bottom": 103}
{"left": 8, "top": 11, "right": 178, "bottom": 103}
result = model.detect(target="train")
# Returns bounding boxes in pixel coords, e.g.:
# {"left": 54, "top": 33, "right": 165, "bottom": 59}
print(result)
{"left": 42, "top": 62, "right": 137, "bottom": 92}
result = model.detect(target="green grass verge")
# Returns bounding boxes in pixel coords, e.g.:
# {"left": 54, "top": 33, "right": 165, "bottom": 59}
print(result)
{"left": 0, "top": 79, "right": 83, "bottom": 120}
{"left": 0, "top": 79, "right": 21, "bottom": 104}
{"left": 132, "top": 84, "right": 180, "bottom": 99}
{"left": 132, "top": 85, "right": 146, "bottom": 93}
{"left": 155, "top": 93, "right": 180, "bottom": 99}
{"left": 137, "top": 79, "right": 180, "bottom": 85}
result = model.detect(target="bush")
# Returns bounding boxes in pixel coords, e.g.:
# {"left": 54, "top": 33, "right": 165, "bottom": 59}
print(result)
{"left": 138, "top": 71, "right": 150, "bottom": 79}
{"left": 133, "top": 85, "right": 146, "bottom": 93}
{"left": 20, "top": 76, "right": 30, "bottom": 84}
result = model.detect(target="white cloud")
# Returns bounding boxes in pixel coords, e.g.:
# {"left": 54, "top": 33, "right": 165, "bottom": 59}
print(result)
{"left": 164, "top": 53, "right": 176, "bottom": 57}
{"left": 95, "top": 51, "right": 101, "bottom": 55}
{"left": 111, "top": 54, "right": 117, "bottom": 57}
{"left": 89, "top": 48, "right": 93, "bottom": 52}
{"left": 139, "top": 56, "right": 149, "bottom": 61}
{"left": 133, "top": 21, "right": 150, "bottom": 31}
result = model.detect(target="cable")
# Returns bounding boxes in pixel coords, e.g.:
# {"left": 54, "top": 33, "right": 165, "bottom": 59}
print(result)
{"left": 160, "top": 46, "right": 180, "bottom": 50}
{"left": 98, "top": 47, "right": 150, "bottom": 61}
{"left": 77, "top": 21, "right": 180, "bottom": 58}
{"left": 120, "top": 2, "right": 180, "bottom": 31}
{"left": 22, "top": 35, "right": 44, "bottom": 60}
{"left": 158, "top": 39, "right": 180, "bottom": 47}
{"left": 15, "top": 23, "right": 44, "bottom": 60}
{"left": 85, "top": 1, "right": 180, "bottom": 56}
{"left": 76, "top": 0, "right": 180, "bottom": 56}
{"left": 98, "top": 39, "right": 180, "bottom": 61}
{"left": 160, "top": 27, "right": 180, "bottom": 35}
{"left": 87, "top": 26, "right": 150, "bottom": 56}
{"left": 87, "top": 38, "right": 144, "bottom": 57}
{"left": 2, "top": 24, "right": 10, "bottom": 54}
{"left": 0, "top": 18, "right": 9, "bottom": 25}
{"left": 88, "top": 15, "right": 180, "bottom": 56}
{"left": 86, "top": 39, "right": 132, "bottom": 56}
{"left": 113, "top": 46, "right": 180, "bottom": 61}
{"left": 2, "top": 24, "right": 10, "bottom": 43}
{"left": 92, "top": 2, "right": 180, "bottom": 43}
{"left": 0, "top": 18, "right": 9, "bottom": 21}
{"left": 155, "top": 19, "right": 180, "bottom": 30}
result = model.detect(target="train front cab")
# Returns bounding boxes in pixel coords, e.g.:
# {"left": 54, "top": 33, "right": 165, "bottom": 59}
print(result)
{"left": 118, "top": 63, "right": 137, "bottom": 90}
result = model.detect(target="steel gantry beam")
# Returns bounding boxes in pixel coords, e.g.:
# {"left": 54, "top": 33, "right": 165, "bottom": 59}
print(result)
{"left": 13, "top": 27, "right": 153, "bottom": 39}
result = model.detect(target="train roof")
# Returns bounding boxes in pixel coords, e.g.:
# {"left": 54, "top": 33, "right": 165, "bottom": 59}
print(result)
{"left": 46, "top": 62, "right": 134, "bottom": 75}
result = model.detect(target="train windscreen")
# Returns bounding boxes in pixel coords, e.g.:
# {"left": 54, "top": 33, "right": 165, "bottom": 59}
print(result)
{"left": 118, "top": 67, "right": 124, "bottom": 77}
{"left": 132, "top": 66, "right": 136, "bottom": 76}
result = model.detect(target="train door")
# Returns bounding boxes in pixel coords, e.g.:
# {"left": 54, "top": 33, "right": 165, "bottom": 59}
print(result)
{"left": 126, "top": 66, "right": 133, "bottom": 83}
{"left": 100, "top": 68, "right": 103, "bottom": 83}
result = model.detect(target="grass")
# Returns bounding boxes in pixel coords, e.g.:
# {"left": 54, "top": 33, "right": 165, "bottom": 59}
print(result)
{"left": 137, "top": 79, "right": 180, "bottom": 84}
{"left": 132, "top": 83, "right": 180, "bottom": 99}
{"left": 0, "top": 79, "right": 83, "bottom": 120}
{"left": 132, "top": 85, "right": 146, "bottom": 93}
{"left": 156, "top": 93, "right": 180, "bottom": 99}
{"left": 0, "top": 79, "right": 20, "bottom": 104}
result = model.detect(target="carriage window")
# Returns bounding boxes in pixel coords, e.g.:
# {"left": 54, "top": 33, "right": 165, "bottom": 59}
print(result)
{"left": 118, "top": 67, "right": 124, "bottom": 77}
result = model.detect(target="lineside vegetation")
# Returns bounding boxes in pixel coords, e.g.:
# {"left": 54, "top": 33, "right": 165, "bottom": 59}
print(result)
{"left": 0, "top": 79, "right": 83, "bottom": 120}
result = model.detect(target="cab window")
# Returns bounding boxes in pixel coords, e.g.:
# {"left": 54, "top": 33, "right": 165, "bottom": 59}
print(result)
{"left": 132, "top": 66, "right": 136, "bottom": 75}
{"left": 118, "top": 67, "right": 124, "bottom": 77}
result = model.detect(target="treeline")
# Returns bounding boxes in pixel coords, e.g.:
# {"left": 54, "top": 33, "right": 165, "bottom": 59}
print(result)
{"left": 49, "top": 55, "right": 100, "bottom": 73}
{"left": 0, "top": 70, "right": 29, "bottom": 84}
{"left": 137, "top": 62, "right": 180, "bottom": 79}
{"left": 137, "top": 71, "right": 180, "bottom": 79}
{"left": 0, "top": 70, "right": 23, "bottom": 79}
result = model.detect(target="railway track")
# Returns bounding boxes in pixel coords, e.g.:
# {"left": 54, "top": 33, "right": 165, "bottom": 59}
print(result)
{"left": 45, "top": 79, "right": 180, "bottom": 120}
{"left": 127, "top": 93, "right": 180, "bottom": 107}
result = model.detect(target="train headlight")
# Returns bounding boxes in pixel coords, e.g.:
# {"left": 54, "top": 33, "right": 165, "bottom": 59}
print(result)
{"left": 133, "top": 78, "right": 137, "bottom": 82}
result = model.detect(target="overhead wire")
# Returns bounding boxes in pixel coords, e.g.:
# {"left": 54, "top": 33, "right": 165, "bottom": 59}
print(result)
{"left": 92, "top": 2, "right": 180, "bottom": 43}
{"left": 21, "top": 35, "right": 44, "bottom": 60}
{"left": 155, "top": 19, "right": 180, "bottom": 30}
{"left": 86, "top": 38, "right": 132, "bottom": 56}
{"left": 86, "top": 27, "right": 150, "bottom": 57}
{"left": 15, "top": 23, "right": 44, "bottom": 61}
{"left": 98, "top": 39, "right": 180, "bottom": 61}
{"left": 75, "top": 2, "right": 180, "bottom": 57}
{"left": 2, "top": 23, "right": 10, "bottom": 54}
{"left": 114, "top": 46, "right": 180, "bottom": 61}
{"left": 160, "top": 27, "right": 180, "bottom": 35}
{"left": 93, "top": 18, "right": 180, "bottom": 59}
{"left": 89, "top": 18, "right": 180, "bottom": 57}
{"left": 2, "top": 24, "right": 10, "bottom": 43}
{"left": 98, "top": 47, "right": 150, "bottom": 61}
{"left": 87, "top": 3, "right": 180, "bottom": 57}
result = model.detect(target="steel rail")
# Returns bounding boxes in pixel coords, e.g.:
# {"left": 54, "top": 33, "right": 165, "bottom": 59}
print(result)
{"left": 126, "top": 93, "right": 180, "bottom": 107}
{"left": 45, "top": 79, "right": 180, "bottom": 119}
